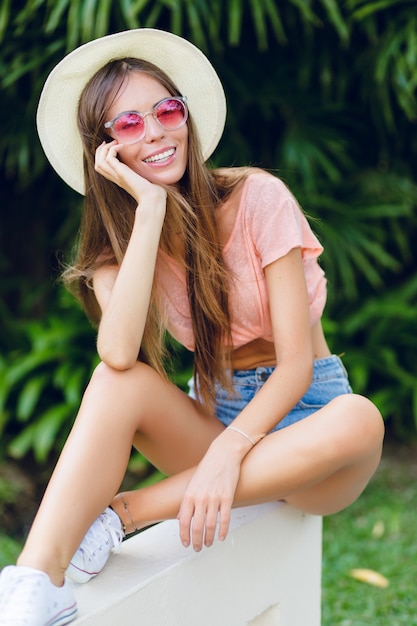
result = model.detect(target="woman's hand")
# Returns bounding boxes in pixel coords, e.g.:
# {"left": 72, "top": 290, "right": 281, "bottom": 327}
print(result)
{"left": 95, "top": 140, "right": 166, "bottom": 205}
{"left": 177, "top": 432, "right": 252, "bottom": 551}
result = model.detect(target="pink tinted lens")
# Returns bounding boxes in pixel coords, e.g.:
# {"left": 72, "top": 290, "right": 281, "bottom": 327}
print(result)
{"left": 113, "top": 113, "right": 145, "bottom": 142}
{"left": 155, "top": 99, "right": 186, "bottom": 129}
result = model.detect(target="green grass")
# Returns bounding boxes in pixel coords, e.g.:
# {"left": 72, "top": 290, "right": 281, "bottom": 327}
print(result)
{"left": 322, "top": 440, "right": 417, "bottom": 625}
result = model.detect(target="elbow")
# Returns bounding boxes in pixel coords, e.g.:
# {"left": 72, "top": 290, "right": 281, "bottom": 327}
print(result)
{"left": 102, "top": 356, "right": 138, "bottom": 371}
{"left": 97, "top": 343, "right": 139, "bottom": 371}
{"left": 99, "top": 353, "right": 138, "bottom": 371}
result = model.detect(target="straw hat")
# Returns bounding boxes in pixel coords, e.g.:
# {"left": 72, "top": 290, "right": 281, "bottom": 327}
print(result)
{"left": 36, "top": 29, "right": 226, "bottom": 195}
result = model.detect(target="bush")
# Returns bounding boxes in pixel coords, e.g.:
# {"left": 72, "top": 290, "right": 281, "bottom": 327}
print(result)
{"left": 0, "top": 288, "right": 98, "bottom": 463}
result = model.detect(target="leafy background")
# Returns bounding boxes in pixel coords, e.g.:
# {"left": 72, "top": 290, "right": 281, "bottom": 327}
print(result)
{"left": 0, "top": 1, "right": 416, "bottom": 623}
{"left": 2, "top": 0, "right": 416, "bottom": 464}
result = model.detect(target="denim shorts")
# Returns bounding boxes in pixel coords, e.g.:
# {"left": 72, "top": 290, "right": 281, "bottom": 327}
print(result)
{"left": 188, "top": 355, "right": 352, "bottom": 432}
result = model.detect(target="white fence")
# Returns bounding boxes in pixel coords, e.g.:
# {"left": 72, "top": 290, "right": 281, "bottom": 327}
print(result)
{"left": 72, "top": 502, "right": 322, "bottom": 626}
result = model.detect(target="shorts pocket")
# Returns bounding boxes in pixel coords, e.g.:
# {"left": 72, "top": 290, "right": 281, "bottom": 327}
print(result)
{"left": 295, "top": 376, "right": 352, "bottom": 411}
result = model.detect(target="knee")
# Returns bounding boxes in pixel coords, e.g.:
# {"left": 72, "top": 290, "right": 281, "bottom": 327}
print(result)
{"left": 332, "top": 393, "right": 385, "bottom": 451}
{"left": 350, "top": 393, "right": 384, "bottom": 435}
{"left": 86, "top": 360, "right": 164, "bottom": 407}
{"left": 90, "top": 359, "right": 154, "bottom": 386}
{"left": 88, "top": 360, "right": 123, "bottom": 390}
{"left": 81, "top": 361, "right": 161, "bottom": 431}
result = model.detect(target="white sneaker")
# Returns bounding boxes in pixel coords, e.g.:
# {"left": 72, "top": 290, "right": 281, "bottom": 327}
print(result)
{"left": 66, "top": 507, "right": 124, "bottom": 583}
{"left": 0, "top": 565, "right": 77, "bottom": 626}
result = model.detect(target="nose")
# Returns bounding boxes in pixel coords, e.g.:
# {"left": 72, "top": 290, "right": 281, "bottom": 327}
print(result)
{"left": 143, "top": 112, "right": 164, "bottom": 141}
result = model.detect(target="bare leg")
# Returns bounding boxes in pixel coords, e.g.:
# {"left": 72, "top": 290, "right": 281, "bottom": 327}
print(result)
{"left": 17, "top": 361, "right": 384, "bottom": 581}
{"left": 17, "top": 361, "right": 223, "bottom": 584}
{"left": 112, "top": 394, "right": 384, "bottom": 548}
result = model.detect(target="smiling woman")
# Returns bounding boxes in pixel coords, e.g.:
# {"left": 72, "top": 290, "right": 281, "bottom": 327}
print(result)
{"left": 0, "top": 28, "right": 384, "bottom": 626}
{"left": 97, "top": 71, "right": 189, "bottom": 186}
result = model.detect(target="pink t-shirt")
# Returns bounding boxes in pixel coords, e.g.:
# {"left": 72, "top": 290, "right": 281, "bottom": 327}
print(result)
{"left": 155, "top": 171, "right": 326, "bottom": 351}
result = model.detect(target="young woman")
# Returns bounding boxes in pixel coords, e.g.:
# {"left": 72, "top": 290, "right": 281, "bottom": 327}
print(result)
{"left": 0, "top": 29, "right": 384, "bottom": 626}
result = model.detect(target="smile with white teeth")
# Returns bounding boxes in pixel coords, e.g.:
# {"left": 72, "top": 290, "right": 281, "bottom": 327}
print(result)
{"left": 144, "top": 148, "right": 175, "bottom": 163}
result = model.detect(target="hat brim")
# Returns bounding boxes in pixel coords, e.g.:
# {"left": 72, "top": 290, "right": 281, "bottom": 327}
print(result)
{"left": 36, "top": 29, "right": 226, "bottom": 195}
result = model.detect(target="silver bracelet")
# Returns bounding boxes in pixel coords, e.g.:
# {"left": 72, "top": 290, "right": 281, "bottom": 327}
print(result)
{"left": 227, "top": 425, "right": 256, "bottom": 446}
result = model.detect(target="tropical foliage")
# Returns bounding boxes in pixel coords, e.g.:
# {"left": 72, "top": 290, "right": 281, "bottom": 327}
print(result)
{"left": 0, "top": 0, "right": 416, "bottom": 464}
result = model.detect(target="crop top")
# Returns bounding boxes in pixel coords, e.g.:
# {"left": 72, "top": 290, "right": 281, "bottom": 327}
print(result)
{"left": 155, "top": 171, "right": 326, "bottom": 351}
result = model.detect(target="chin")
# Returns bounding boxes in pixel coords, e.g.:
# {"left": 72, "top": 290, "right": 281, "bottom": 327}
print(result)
{"left": 144, "top": 166, "right": 186, "bottom": 187}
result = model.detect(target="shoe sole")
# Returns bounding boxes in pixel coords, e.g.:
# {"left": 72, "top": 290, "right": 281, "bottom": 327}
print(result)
{"left": 66, "top": 562, "right": 96, "bottom": 584}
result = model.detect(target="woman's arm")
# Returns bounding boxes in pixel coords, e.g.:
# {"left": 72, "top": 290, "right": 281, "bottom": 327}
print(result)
{"left": 178, "top": 246, "right": 315, "bottom": 548}
{"left": 221, "top": 245, "right": 314, "bottom": 441}
{"left": 92, "top": 141, "right": 167, "bottom": 369}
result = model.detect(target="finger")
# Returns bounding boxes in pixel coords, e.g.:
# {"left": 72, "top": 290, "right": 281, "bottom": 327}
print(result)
{"left": 95, "top": 142, "right": 125, "bottom": 182}
{"left": 203, "top": 504, "right": 219, "bottom": 548}
{"left": 106, "top": 143, "right": 120, "bottom": 161}
{"left": 95, "top": 140, "right": 114, "bottom": 157}
{"left": 190, "top": 505, "right": 207, "bottom": 552}
{"left": 96, "top": 140, "right": 119, "bottom": 162}
{"left": 218, "top": 499, "right": 232, "bottom": 542}
{"left": 178, "top": 495, "right": 194, "bottom": 548}
{"left": 95, "top": 141, "right": 113, "bottom": 170}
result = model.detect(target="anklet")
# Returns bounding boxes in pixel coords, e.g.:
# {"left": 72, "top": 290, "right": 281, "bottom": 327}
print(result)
{"left": 227, "top": 425, "right": 256, "bottom": 446}
{"left": 122, "top": 499, "right": 140, "bottom": 533}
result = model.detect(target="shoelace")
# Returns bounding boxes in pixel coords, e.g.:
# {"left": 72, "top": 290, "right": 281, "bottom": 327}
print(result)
{"left": 80, "top": 512, "right": 123, "bottom": 561}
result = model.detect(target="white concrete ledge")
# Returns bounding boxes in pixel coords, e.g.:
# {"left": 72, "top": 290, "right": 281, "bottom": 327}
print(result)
{"left": 71, "top": 502, "right": 322, "bottom": 626}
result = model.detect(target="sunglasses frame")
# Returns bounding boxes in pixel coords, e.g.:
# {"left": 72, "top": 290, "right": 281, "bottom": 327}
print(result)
{"left": 104, "top": 96, "right": 188, "bottom": 144}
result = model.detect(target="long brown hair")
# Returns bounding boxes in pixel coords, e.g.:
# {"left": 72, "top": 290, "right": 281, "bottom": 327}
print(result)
{"left": 62, "top": 58, "right": 250, "bottom": 408}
